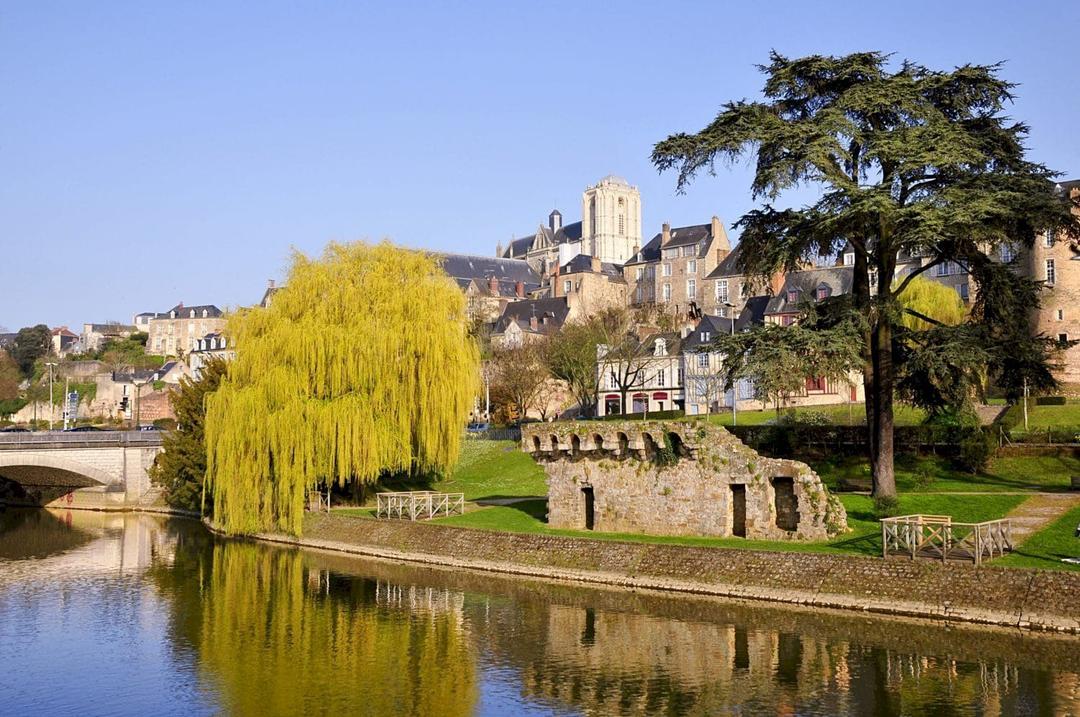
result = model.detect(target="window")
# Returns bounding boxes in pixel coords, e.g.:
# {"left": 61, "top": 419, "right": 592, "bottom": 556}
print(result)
{"left": 1045, "top": 229, "right": 1055, "bottom": 247}
{"left": 717, "top": 307, "right": 727, "bottom": 318}
{"left": 635, "top": 267, "right": 644, "bottom": 281}
{"left": 687, "top": 279, "right": 696, "bottom": 298}
{"left": 843, "top": 252, "right": 855, "bottom": 266}
{"left": 687, "top": 259, "right": 697, "bottom": 274}
{"left": 662, "top": 248, "right": 679, "bottom": 260}
{"left": 869, "top": 270, "right": 879, "bottom": 289}
{"left": 676, "top": 367, "right": 683, "bottom": 385}
{"left": 663, "top": 283, "right": 672, "bottom": 301}
{"left": 700, "top": 331, "right": 711, "bottom": 342}
{"left": 682, "top": 246, "right": 695, "bottom": 257}
{"left": 740, "top": 282, "right": 750, "bottom": 299}
{"left": 805, "top": 376, "right": 827, "bottom": 392}
{"left": 1057, "top": 309, "right": 1064, "bottom": 321}
{"left": 563, "top": 279, "right": 572, "bottom": 294}
{"left": 609, "top": 371, "right": 617, "bottom": 389}
{"left": 1059, "top": 333, "right": 1069, "bottom": 345}
{"left": 635, "top": 286, "right": 643, "bottom": 303}
{"left": 786, "top": 289, "right": 799, "bottom": 303}
{"left": 816, "top": 285, "right": 830, "bottom": 301}
{"left": 617, "top": 198, "right": 625, "bottom": 236}
{"left": 782, "top": 315, "right": 796, "bottom": 327}
{"left": 716, "top": 280, "right": 729, "bottom": 304}
{"left": 656, "top": 369, "right": 665, "bottom": 387}
{"left": 1000, "top": 244, "right": 1016, "bottom": 263}
{"left": 662, "top": 263, "right": 672, "bottom": 277}
{"left": 1046, "top": 259, "right": 1056, "bottom": 284}
{"left": 697, "top": 353, "right": 709, "bottom": 368}
{"left": 958, "top": 283, "right": 969, "bottom": 301}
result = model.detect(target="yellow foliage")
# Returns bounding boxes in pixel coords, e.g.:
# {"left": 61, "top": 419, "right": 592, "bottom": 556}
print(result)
{"left": 205, "top": 241, "right": 479, "bottom": 535}
{"left": 895, "top": 276, "right": 968, "bottom": 332}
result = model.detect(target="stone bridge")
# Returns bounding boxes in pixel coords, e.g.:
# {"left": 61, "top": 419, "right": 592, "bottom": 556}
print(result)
{"left": 0, "top": 431, "right": 164, "bottom": 509}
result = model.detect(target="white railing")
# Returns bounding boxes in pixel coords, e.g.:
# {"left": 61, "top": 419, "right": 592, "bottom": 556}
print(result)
{"left": 881, "top": 514, "right": 1013, "bottom": 565}
{"left": 376, "top": 491, "right": 465, "bottom": 521}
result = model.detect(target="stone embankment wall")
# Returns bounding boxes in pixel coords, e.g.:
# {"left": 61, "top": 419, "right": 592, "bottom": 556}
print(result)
{"left": 289, "top": 514, "right": 1080, "bottom": 634}
{"left": 522, "top": 420, "right": 846, "bottom": 540}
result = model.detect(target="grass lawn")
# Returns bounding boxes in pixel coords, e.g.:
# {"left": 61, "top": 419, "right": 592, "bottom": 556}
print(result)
{"left": 1015, "top": 403, "right": 1080, "bottom": 430}
{"left": 810, "top": 454, "right": 1080, "bottom": 493}
{"left": 998, "top": 504, "right": 1080, "bottom": 572}
{"left": 703, "top": 402, "right": 927, "bottom": 427}
{"left": 432, "top": 439, "right": 546, "bottom": 500}
{"left": 430, "top": 493, "right": 1027, "bottom": 558}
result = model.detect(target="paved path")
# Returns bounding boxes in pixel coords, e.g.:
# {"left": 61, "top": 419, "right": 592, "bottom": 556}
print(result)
{"left": 1005, "top": 493, "right": 1080, "bottom": 540}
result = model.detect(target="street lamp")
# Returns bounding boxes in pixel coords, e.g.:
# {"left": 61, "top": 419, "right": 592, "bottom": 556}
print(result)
{"left": 44, "top": 362, "right": 58, "bottom": 431}
{"left": 132, "top": 377, "right": 149, "bottom": 430}
{"left": 723, "top": 303, "right": 737, "bottom": 426}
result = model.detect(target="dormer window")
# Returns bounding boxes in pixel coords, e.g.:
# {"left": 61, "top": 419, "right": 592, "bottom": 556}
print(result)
{"left": 700, "top": 331, "right": 710, "bottom": 342}
{"left": 816, "top": 284, "right": 830, "bottom": 301}
{"left": 170, "top": 311, "right": 177, "bottom": 319}
{"left": 843, "top": 252, "right": 855, "bottom": 266}
{"left": 787, "top": 289, "right": 799, "bottom": 303}
{"left": 189, "top": 309, "right": 195, "bottom": 318}
{"left": 202, "top": 309, "right": 208, "bottom": 318}
{"left": 653, "top": 338, "right": 667, "bottom": 356}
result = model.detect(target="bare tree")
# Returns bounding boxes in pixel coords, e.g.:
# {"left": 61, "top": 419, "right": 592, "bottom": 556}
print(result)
{"left": 489, "top": 340, "right": 551, "bottom": 422}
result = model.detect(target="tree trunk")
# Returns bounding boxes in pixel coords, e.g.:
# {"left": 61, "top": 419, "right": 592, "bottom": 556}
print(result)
{"left": 867, "top": 319, "right": 896, "bottom": 498}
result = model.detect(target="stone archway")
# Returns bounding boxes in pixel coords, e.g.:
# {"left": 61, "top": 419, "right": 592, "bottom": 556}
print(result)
{"left": 0, "top": 455, "right": 115, "bottom": 506}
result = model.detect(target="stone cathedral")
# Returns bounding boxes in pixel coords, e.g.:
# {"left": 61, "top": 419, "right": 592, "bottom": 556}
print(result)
{"left": 500, "top": 175, "right": 642, "bottom": 273}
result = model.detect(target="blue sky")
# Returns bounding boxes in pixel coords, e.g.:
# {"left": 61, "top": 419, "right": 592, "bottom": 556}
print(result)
{"left": 2, "top": 1, "right": 1078, "bottom": 330}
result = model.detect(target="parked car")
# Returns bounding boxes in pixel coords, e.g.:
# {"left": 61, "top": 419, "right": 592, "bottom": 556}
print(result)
{"left": 466, "top": 422, "right": 490, "bottom": 433}
{"left": 138, "top": 425, "right": 161, "bottom": 431}
{"left": 63, "top": 426, "right": 102, "bottom": 432}
{"left": 0, "top": 427, "right": 30, "bottom": 433}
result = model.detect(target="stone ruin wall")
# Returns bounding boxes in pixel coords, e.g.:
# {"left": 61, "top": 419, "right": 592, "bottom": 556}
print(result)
{"left": 522, "top": 420, "right": 847, "bottom": 541}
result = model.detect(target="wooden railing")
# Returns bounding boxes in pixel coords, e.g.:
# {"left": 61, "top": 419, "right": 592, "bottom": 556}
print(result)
{"left": 881, "top": 514, "right": 1013, "bottom": 565}
{"left": 376, "top": 491, "right": 465, "bottom": 521}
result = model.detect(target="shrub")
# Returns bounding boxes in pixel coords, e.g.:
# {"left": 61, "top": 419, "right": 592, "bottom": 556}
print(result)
{"left": 153, "top": 418, "right": 178, "bottom": 431}
{"left": 601, "top": 409, "right": 685, "bottom": 421}
{"left": 873, "top": 494, "right": 900, "bottom": 517}
{"left": 913, "top": 467, "right": 935, "bottom": 491}
{"left": 956, "top": 429, "right": 995, "bottom": 473}
{"left": 1035, "top": 396, "right": 1066, "bottom": 406}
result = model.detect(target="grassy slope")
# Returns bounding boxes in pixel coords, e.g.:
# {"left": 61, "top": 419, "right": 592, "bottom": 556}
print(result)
{"left": 434, "top": 493, "right": 1026, "bottom": 558}
{"left": 810, "top": 454, "right": 1079, "bottom": 493}
{"left": 703, "top": 403, "right": 927, "bottom": 427}
{"left": 1020, "top": 403, "right": 1080, "bottom": 429}
{"left": 431, "top": 439, "right": 546, "bottom": 500}
{"left": 997, "top": 504, "right": 1080, "bottom": 572}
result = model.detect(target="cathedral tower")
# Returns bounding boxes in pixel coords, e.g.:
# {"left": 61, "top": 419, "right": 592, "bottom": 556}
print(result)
{"left": 581, "top": 175, "right": 642, "bottom": 264}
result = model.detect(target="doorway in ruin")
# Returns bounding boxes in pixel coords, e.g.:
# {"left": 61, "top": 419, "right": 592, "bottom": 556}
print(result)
{"left": 582, "top": 486, "right": 595, "bottom": 530}
{"left": 772, "top": 477, "right": 799, "bottom": 531}
{"left": 730, "top": 484, "right": 746, "bottom": 537}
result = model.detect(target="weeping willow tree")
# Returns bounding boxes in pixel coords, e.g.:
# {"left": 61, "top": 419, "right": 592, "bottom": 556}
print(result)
{"left": 205, "top": 241, "right": 480, "bottom": 535}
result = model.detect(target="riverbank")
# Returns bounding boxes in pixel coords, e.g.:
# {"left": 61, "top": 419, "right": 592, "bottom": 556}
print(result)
{"left": 230, "top": 512, "right": 1080, "bottom": 635}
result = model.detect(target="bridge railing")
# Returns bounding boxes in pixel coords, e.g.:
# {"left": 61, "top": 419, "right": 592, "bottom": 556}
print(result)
{"left": 0, "top": 431, "right": 166, "bottom": 449}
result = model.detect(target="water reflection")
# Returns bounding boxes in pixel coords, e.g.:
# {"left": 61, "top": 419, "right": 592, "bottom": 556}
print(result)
{"left": 0, "top": 510, "right": 1077, "bottom": 716}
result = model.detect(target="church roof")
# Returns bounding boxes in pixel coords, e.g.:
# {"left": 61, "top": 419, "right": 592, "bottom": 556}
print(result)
{"left": 438, "top": 253, "right": 540, "bottom": 286}
{"left": 502, "top": 221, "right": 583, "bottom": 259}
{"left": 559, "top": 254, "right": 625, "bottom": 278}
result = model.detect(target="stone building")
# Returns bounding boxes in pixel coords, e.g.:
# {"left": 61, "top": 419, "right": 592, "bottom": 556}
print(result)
{"left": 50, "top": 327, "right": 79, "bottom": 356}
{"left": 80, "top": 322, "right": 137, "bottom": 353}
{"left": 549, "top": 254, "right": 627, "bottom": 321}
{"left": 1026, "top": 179, "right": 1080, "bottom": 391}
{"left": 438, "top": 254, "right": 541, "bottom": 324}
{"left": 523, "top": 421, "right": 847, "bottom": 540}
{"left": 623, "top": 217, "right": 731, "bottom": 318}
{"left": 188, "top": 332, "right": 234, "bottom": 377}
{"left": 145, "top": 303, "right": 226, "bottom": 357}
{"left": 489, "top": 297, "right": 570, "bottom": 348}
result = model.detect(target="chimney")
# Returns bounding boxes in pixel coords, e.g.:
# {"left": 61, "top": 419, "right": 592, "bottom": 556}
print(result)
{"left": 769, "top": 271, "right": 786, "bottom": 296}
{"left": 711, "top": 216, "right": 731, "bottom": 252}
{"left": 549, "top": 209, "right": 562, "bottom": 232}
{"left": 661, "top": 223, "right": 671, "bottom": 246}
{"left": 488, "top": 275, "right": 499, "bottom": 293}
{"left": 529, "top": 315, "right": 539, "bottom": 331}
{"left": 591, "top": 256, "right": 601, "bottom": 273}
{"left": 268, "top": 279, "right": 275, "bottom": 289}
{"left": 515, "top": 280, "right": 524, "bottom": 298}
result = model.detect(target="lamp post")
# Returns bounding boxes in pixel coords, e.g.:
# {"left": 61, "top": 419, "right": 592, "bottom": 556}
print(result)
{"left": 132, "top": 377, "right": 149, "bottom": 430}
{"left": 45, "top": 362, "right": 58, "bottom": 431}
{"left": 723, "top": 303, "right": 737, "bottom": 426}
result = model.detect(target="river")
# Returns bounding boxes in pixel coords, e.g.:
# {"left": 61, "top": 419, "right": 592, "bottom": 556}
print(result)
{"left": 0, "top": 508, "right": 1077, "bottom": 716}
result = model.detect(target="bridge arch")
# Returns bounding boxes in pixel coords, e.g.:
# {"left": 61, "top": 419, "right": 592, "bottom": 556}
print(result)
{"left": 0, "top": 454, "right": 115, "bottom": 488}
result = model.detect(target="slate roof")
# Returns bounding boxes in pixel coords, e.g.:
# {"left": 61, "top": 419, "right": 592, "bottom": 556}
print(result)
{"left": 735, "top": 295, "right": 770, "bottom": 331}
{"left": 626, "top": 222, "right": 720, "bottom": 267}
{"left": 0, "top": 333, "right": 15, "bottom": 348}
{"left": 765, "top": 267, "right": 853, "bottom": 315}
{"left": 86, "top": 323, "right": 135, "bottom": 334}
{"left": 439, "top": 253, "right": 540, "bottom": 286}
{"left": 163, "top": 304, "right": 224, "bottom": 318}
{"left": 681, "top": 315, "right": 735, "bottom": 352}
{"left": 492, "top": 297, "right": 570, "bottom": 336}
{"left": 705, "top": 243, "right": 745, "bottom": 278}
{"left": 559, "top": 254, "right": 625, "bottom": 279}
